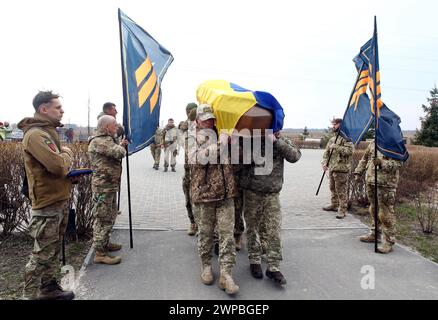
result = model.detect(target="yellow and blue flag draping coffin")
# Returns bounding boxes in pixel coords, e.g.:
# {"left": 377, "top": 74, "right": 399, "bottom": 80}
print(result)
{"left": 119, "top": 9, "right": 174, "bottom": 155}
{"left": 340, "top": 26, "right": 408, "bottom": 162}
{"left": 196, "top": 80, "right": 285, "bottom": 134}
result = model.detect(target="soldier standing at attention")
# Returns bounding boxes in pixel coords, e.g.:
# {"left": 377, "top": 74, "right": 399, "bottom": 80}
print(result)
{"left": 88, "top": 115, "right": 129, "bottom": 264}
{"left": 97, "top": 102, "right": 125, "bottom": 140}
{"left": 150, "top": 125, "right": 164, "bottom": 170}
{"left": 188, "top": 104, "right": 239, "bottom": 295}
{"left": 354, "top": 140, "right": 402, "bottom": 254}
{"left": 18, "top": 91, "right": 76, "bottom": 300}
{"left": 180, "top": 103, "right": 198, "bottom": 235}
{"left": 321, "top": 118, "right": 354, "bottom": 219}
{"left": 241, "top": 131, "right": 301, "bottom": 285}
{"left": 162, "top": 118, "right": 178, "bottom": 172}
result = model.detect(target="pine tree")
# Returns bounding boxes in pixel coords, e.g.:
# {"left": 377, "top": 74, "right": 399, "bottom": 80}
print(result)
{"left": 413, "top": 86, "right": 438, "bottom": 147}
{"left": 303, "top": 126, "right": 309, "bottom": 137}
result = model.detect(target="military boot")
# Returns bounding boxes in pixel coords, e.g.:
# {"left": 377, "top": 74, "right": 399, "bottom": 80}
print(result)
{"left": 266, "top": 270, "right": 287, "bottom": 285}
{"left": 235, "top": 235, "right": 242, "bottom": 251}
{"left": 250, "top": 264, "right": 263, "bottom": 279}
{"left": 200, "top": 264, "right": 214, "bottom": 285}
{"left": 164, "top": 167, "right": 168, "bottom": 172}
{"left": 359, "top": 232, "right": 381, "bottom": 243}
{"left": 187, "top": 223, "right": 197, "bottom": 236}
{"left": 336, "top": 211, "right": 346, "bottom": 219}
{"left": 94, "top": 251, "right": 121, "bottom": 265}
{"left": 37, "top": 280, "right": 75, "bottom": 300}
{"left": 214, "top": 242, "right": 219, "bottom": 256}
{"left": 218, "top": 271, "right": 239, "bottom": 295}
{"left": 323, "top": 204, "right": 338, "bottom": 212}
{"left": 108, "top": 242, "right": 122, "bottom": 252}
{"left": 377, "top": 238, "right": 394, "bottom": 254}
{"left": 171, "top": 166, "right": 176, "bottom": 172}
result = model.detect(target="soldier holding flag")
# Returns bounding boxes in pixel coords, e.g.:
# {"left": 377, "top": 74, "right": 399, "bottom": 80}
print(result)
{"left": 354, "top": 140, "right": 402, "bottom": 253}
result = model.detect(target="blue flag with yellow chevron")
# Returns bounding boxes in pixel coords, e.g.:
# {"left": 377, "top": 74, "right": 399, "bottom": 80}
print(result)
{"left": 340, "top": 22, "right": 408, "bottom": 161}
{"left": 118, "top": 9, "right": 173, "bottom": 155}
{"left": 339, "top": 40, "right": 374, "bottom": 145}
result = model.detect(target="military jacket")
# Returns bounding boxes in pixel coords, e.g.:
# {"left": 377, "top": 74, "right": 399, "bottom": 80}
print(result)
{"left": 88, "top": 131, "right": 126, "bottom": 193}
{"left": 322, "top": 135, "right": 354, "bottom": 173}
{"left": 354, "top": 142, "right": 402, "bottom": 188}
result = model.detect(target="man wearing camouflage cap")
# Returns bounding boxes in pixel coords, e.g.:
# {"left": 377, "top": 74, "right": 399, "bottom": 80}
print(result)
{"left": 180, "top": 102, "right": 198, "bottom": 235}
{"left": 188, "top": 104, "right": 240, "bottom": 295}
{"left": 321, "top": 118, "right": 354, "bottom": 219}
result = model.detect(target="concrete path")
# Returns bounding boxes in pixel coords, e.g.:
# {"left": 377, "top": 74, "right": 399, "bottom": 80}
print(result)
{"left": 76, "top": 149, "right": 438, "bottom": 300}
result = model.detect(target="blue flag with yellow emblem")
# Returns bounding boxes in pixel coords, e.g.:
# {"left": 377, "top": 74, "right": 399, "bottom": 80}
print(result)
{"left": 118, "top": 9, "right": 173, "bottom": 155}
{"left": 340, "top": 20, "right": 408, "bottom": 161}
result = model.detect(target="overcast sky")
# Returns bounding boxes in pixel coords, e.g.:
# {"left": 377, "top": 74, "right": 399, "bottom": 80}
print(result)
{"left": 1, "top": 0, "right": 437, "bottom": 130}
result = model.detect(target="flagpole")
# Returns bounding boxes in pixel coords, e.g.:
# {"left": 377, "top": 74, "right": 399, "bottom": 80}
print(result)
{"left": 316, "top": 61, "right": 365, "bottom": 196}
{"left": 373, "top": 16, "right": 379, "bottom": 253}
{"left": 118, "top": 8, "right": 134, "bottom": 249}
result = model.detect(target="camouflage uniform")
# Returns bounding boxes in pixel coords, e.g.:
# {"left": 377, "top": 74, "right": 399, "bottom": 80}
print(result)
{"left": 240, "top": 135, "right": 301, "bottom": 272}
{"left": 24, "top": 201, "right": 69, "bottom": 298}
{"left": 354, "top": 142, "right": 402, "bottom": 248}
{"left": 180, "top": 119, "right": 196, "bottom": 224}
{"left": 150, "top": 127, "right": 164, "bottom": 169}
{"left": 163, "top": 125, "right": 178, "bottom": 170}
{"left": 189, "top": 127, "right": 239, "bottom": 273}
{"left": 195, "top": 199, "right": 236, "bottom": 273}
{"left": 233, "top": 164, "right": 245, "bottom": 241}
{"left": 88, "top": 131, "right": 126, "bottom": 253}
{"left": 18, "top": 114, "right": 73, "bottom": 299}
{"left": 321, "top": 135, "right": 354, "bottom": 215}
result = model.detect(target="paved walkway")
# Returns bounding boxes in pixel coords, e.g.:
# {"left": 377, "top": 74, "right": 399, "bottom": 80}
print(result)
{"left": 76, "top": 149, "right": 438, "bottom": 300}
{"left": 115, "top": 149, "right": 364, "bottom": 230}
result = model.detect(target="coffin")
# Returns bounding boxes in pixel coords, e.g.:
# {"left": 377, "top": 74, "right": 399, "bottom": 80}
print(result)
{"left": 234, "top": 104, "right": 273, "bottom": 136}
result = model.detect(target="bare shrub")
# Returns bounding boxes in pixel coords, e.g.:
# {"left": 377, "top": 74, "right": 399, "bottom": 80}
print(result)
{"left": 414, "top": 186, "right": 438, "bottom": 234}
{"left": 66, "top": 142, "right": 94, "bottom": 239}
{"left": 0, "top": 141, "right": 93, "bottom": 240}
{"left": 398, "top": 146, "right": 438, "bottom": 200}
{"left": 0, "top": 142, "right": 31, "bottom": 238}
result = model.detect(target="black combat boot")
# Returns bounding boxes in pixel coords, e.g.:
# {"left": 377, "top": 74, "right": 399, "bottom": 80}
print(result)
{"left": 37, "top": 280, "right": 75, "bottom": 300}
{"left": 214, "top": 242, "right": 219, "bottom": 256}
{"left": 250, "top": 264, "right": 263, "bottom": 279}
{"left": 266, "top": 270, "right": 287, "bottom": 285}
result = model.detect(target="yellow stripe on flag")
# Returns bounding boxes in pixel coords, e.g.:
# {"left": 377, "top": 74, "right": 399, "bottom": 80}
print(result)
{"left": 138, "top": 71, "right": 157, "bottom": 108}
{"left": 135, "top": 58, "right": 152, "bottom": 87}
{"left": 150, "top": 83, "right": 159, "bottom": 113}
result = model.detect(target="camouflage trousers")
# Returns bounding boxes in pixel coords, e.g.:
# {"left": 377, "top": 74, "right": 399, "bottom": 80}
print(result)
{"left": 244, "top": 189, "right": 282, "bottom": 272}
{"left": 182, "top": 166, "right": 195, "bottom": 224}
{"left": 234, "top": 193, "right": 245, "bottom": 238}
{"left": 150, "top": 144, "right": 161, "bottom": 166}
{"left": 329, "top": 171, "right": 349, "bottom": 214}
{"left": 163, "top": 143, "right": 177, "bottom": 168}
{"left": 194, "top": 198, "right": 236, "bottom": 274}
{"left": 92, "top": 192, "right": 118, "bottom": 253}
{"left": 211, "top": 195, "right": 245, "bottom": 244}
{"left": 23, "top": 200, "right": 69, "bottom": 299}
{"left": 366, "top": 184, "right": 396, "bottom": 244}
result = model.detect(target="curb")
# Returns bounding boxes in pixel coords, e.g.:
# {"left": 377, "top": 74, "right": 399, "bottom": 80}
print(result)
{"left": 80, "top": 245, "right": 95, "bottom": 273}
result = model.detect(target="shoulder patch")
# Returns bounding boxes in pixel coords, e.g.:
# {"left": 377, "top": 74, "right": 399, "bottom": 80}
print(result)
{"left": 44, "top": 138, "right": 58, "bottom": 152}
